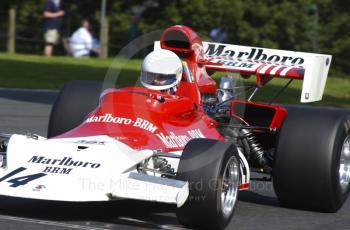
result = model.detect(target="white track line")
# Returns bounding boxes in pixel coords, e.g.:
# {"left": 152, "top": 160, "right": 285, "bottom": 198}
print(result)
{"left": 0, "top": 214, "right": 109, "bottom": 230}
{"left": 0, "top": 214, "right": 190, "bottom": 230}
{"left": 118, "top": 217, "right": 189, "bottom": 230}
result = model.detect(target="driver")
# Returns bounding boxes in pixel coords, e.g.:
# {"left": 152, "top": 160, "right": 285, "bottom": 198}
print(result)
{"left": 140, "top": 49, "right": 183, "bottom": 94}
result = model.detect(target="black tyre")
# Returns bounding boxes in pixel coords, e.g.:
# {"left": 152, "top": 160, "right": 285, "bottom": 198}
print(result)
{"left": 47, "top": 80, "right": 102, "bottom": 138}
{"left": 273, "top": 106, "right": 350, "bottom": 212}
{"left": 176, "top": 139, "right": 240, "bottom": 230}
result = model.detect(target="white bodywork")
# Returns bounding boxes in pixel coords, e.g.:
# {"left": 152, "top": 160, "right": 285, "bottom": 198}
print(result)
{"left": 0, "top": 134, "right": 188, "bottom": 207}
{"left": 0, "top": 134, "right": 250, "bottom": 206}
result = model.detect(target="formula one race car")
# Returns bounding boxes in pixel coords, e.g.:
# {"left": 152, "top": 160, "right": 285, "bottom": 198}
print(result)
{"left": 0, "top": 25, "right": 349, "bottom": 230}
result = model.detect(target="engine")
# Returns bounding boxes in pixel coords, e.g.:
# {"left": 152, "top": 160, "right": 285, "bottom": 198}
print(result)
{"left": 202, "top": 76, "right": 237, "bottom": 117}
{"left": 202, "top": 77, "right": 271, "bottom": 170}
{"left": 217, "top": 76, "right": 237, "bottom": 105}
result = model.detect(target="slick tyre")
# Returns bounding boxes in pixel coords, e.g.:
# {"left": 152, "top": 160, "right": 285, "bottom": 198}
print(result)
{"left": 176, "top": 139, "right": 240, "bottom": 230}
{"left": 273, "top": 106, "right": 350, "bottom": 212}
{"left": 47, "top": 80, "right": 102, "bottom": 138}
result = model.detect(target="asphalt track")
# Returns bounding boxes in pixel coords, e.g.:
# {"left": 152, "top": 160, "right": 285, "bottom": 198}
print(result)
{"left": 0, "top": 88, "right": 349, "bottom": 230}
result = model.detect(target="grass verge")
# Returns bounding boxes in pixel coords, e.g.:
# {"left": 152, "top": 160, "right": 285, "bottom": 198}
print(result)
{"left": 0, "top": 53, "right": 349, "bottom": 108}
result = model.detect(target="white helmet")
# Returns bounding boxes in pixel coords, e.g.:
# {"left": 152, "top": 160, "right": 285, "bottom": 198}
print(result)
{"left": 141, "top": 49, "right": 182, "bottom": 91}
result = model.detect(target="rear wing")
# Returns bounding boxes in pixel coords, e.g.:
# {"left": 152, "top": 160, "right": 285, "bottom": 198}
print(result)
{"left": 154, "top": 41, "right": 332, "bottom": 103}
{"left": 202, "top": 42, "right": 332, "bottom": 103}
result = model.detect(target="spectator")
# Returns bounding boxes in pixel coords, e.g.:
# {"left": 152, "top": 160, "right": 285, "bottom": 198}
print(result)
{"left": 210, "top": 26, "right": 227, "bottom": 43}
{"left": 127, "top": 15, "right": 143, "bottom": 56}
{"left": 70, "top": 20, "right": 100, "bottom": 58}
{"left": 42, "top": 0, "right": 65, "bottom": 57}
{"left": 128, "top": 15, "right": 142, "bottom": 43}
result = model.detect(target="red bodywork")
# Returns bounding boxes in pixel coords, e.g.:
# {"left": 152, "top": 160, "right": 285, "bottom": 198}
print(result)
{"left": 58, "top": 25, "right": 286, "bottom": 152}
{"left": 60, "top": 87, "right": 222, "bottom": 151}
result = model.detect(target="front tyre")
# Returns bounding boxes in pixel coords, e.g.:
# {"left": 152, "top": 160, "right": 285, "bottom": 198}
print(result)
{"left": 176, "top": 139, "right": 240, "bottom": 230}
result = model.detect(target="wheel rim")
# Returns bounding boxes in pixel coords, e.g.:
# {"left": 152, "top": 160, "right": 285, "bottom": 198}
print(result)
{"left": 221, "top": 156, "right": 239, "bottom": 217}
{"left": 339, "top": 135, "right": 350, "bottom": 194}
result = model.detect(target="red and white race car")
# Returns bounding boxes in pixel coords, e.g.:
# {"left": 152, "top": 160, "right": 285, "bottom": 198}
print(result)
{"left": 0, "top": 25, "right": 349, "bottom": 230}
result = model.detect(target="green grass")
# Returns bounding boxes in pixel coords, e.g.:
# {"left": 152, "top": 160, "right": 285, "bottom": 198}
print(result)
{"left": 0, "top": 53, "right": 141, "bottom": 89}
{"left": 0, "top": 52, "right": 349, "bottom": 108}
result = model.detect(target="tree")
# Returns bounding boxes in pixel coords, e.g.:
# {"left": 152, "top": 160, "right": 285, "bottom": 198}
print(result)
{"left": 0, "top": 0, "right": 349, "bottom": 75}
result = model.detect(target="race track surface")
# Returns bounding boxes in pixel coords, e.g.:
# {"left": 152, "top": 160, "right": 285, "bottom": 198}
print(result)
{"left": 0, "top": 88, "right": 349, "bottom": 230}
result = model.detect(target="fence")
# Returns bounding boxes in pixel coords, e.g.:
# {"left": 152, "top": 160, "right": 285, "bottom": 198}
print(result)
{"left": 0, "top": 8, "right": 130, "bottom": 57}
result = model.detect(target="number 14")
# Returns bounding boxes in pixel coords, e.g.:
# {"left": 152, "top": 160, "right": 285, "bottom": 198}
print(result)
{"left": 0, "top": 167, "right": 47, "bottom": 188}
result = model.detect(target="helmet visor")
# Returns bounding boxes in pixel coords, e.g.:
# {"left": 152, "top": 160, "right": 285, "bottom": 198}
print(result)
{"left": 141, "top": 70, "right": 178, "bottom": 87}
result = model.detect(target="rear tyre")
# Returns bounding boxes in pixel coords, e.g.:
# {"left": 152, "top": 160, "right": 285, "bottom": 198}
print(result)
{"left": 273, "top": 106, "right": 350, "bottom": 212}
{"left": 47, "top": 80, "right": 102, "bottom": 138}
{"left": 176, "top": 139, "right": 240, "bottom": 230}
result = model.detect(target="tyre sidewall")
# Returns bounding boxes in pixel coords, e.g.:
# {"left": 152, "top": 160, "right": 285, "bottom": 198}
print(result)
{"left": 330, "top": 115, "right": 350, "bottom": 210}
{"left": 216, "top": 152, "right": 240, "bottom": 229}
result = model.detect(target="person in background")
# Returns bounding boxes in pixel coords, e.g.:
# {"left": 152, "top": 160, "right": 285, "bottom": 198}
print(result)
{"left": 70, "top": 19, "right": 101, "bottom": 58}
{"left": 42, "top": 0, "right": 65, "bottom": 57}
{"left": 127, "top": 15, "right": 142, "bottom": 56}
{"left": 210, "top": 26, "right": 227, "bottom": 43}
{"left": 128, "top": 15, "right": 142, "bottom": 43}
